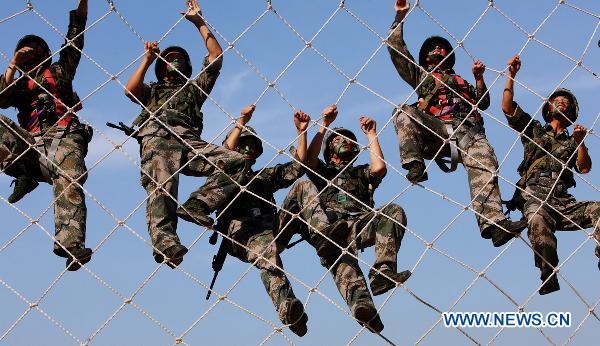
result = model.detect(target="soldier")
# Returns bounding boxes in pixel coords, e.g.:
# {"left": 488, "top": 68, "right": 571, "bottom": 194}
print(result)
{"left": 0, "top": 0, "right": 92, "bottom": 271}
{"left": 279, "top": 105, "right": 411, "bottom": 333}
{"left": 502, "top": 55, "right": 599, "bottom": 295}
{"left": 124, "top": 0, "right": 247, "bottom": 268}
{"left": 208, "top": 105, "right": 310, "bottom": 336}
{"left": 387, "top": 0, "right": 526, "bottom": 246}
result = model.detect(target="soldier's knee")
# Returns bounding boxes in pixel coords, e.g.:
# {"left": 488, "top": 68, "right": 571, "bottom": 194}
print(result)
{"left": 382, "top": 204, "right": 407, "bottom": 226}
{"left": 527, "top": 213, "right": 550, "bottom": 236}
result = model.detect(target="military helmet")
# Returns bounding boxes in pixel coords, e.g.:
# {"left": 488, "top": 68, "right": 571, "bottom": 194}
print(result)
{"left": 155, "top": 46, "right": 192, "bottom": 80}
{"left": 418, "top": 36, "right": 455, "bottom": 69}
{"left": 323, "top": 127, "right": 359, "bottom": 164}
{"left": 224, "top": 125, "right": 264, "bottom": 158}
{"left": 542, "top": 88, "right": 579, "bottom": 123}
{"left": 15, "top": 34, "right": 52, "bottom": 69}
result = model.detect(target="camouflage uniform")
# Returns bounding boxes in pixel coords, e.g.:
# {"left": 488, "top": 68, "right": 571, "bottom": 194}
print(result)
{"left": 0, "top": 10, "right": 91, "bottom": 257}
{"left": 505, "top": 98, "right": 600, "bottom": 289}
{"left": 213, "top": 149, "right": 305, "bottom": 325}
{"left": 387, "top": 14, "right": 507, "bottom": 234}
{"left": 134, "top": 54, "right": 247, "bottom": 259}
{"left": 279, "top": 160, "right": 407, "bottom": 315}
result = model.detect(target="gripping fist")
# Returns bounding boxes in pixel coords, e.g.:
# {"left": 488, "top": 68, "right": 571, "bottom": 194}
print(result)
{"left": 360, "top": 116, "right": 377, "bottom": 136}
{"left": 321, "top": 104, "right": 338, "bottom": 126}
{"left": 144, "top": 41, "right": 160, "bottom": 63}
{"left": 472, "top": 59, "right": 486, "bottom": 80}
{"left": 573, "top": 124, "right": 587, "bottom": 144}
{"left": 507, "top": 54, "right": 521, "bottom": 78}
{"left": 239, "top": 104, "right": 256, "bottom": 125}
{"left": 294, "top": 110, "right": 311, "bottom": 132}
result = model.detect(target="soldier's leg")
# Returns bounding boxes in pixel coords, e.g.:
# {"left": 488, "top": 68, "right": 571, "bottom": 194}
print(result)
{"left": 319, "top": 253, "right": 383, "bottom": 333}
{"left": 246, "top": 231, "right": 305, "bottom": 330}
{"left": 139, "top": 136, "right": 185, "bottom": 263}
{"left": 50, "top": 131, "right": 92, "bottom": 270}
{"left": 553, "top": 200, "right": 600, "bottom": 269}
{"left": 357, "top": 204, "right": 411, "bottom": 296}
{"left": 523, "top": 196, "right": 560, "bottom": 294}
{"left": 178, "top": 138, "right": 247, "bottom": 222}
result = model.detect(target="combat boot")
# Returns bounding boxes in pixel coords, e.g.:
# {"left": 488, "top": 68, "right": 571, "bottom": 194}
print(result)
{"left": 482, "top": 218, "right": 528, "bottom": 247}
{"left": 154, "top": 244, "right": 188, "bottom": 269}
{"left": 7, "top": 177, "right": 39, "bottom": 203}
{"left": 177, "top": 199, "right": 214, "bottom": 228}
{"left": 282, "top": 298, "right": 308, "bottom": 337}
{"left": 351, "top": 302, "right": 384, "bottom": 333}
{"left": 313, "top": 220, "right": 350, "bottom": 258}
{"left": 539, "top": 269, "right": 560, "bottom": 295}
{"left": 405, "top": 161, "right": 428, "bottom": 183}
{"left": 370, "top": 269, "right": 412, "bottom": 296}
{"left": 65, "top": 247, "right": 93, "bottom": 271}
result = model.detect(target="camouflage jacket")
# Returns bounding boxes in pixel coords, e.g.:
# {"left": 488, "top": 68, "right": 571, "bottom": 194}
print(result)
{"left": 307, "top": 160, "right": 383, "bottom": 216}
{"left": 0, "top": 10, "right": 86, "bottom": 133}
{"left": 506, "top": 102, "right": 579, "bottom": 189}
{"left": 134, "top": 56, "right": 223, "bottom": 138}
{"left": 387, "top": 16, "right": 490, "bottom": 117}
{"left": 216, "top": 151, "right": 305, "bottom": 231}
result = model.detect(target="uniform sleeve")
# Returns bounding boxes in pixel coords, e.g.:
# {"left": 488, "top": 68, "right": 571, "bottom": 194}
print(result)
{"left": 504, "top": 101, "right": 542, "bottom": 144}
{"left": 262, "top": 147, "right": 306, "bottom": 191}
{"left": 194, "top": 55, "right": 223, "bottom": 108}
{"left": 0, "top": 74, "right": 17, "bottom": 109}
{"left": 362, "top": 165, "right": 384, "bottom": 190}
{"left": 306, "top": 159, "right": 329, "bottom": 191}
{"left": 469, "top": 82, "right": 490, "bottom": 111}
{"left": 387, "top": 13, "right": 422, "bottom": 90}
{"left": 57, "top": 10, "right": 87, "bottom": 80}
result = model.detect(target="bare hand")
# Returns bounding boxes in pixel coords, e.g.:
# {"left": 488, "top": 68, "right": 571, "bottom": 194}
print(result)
{"left": 360, "top": 116, "right": 377, "bottom": 136}
{"left": 180, "top": 0, "right": 203, "bottom": 23}
{"left": 11, "top": 47, "right": 35, "bottom": 66}
{"left": 144, "top": 41, "right": 160, "bottom": 63}
{"left": 395, "top": 0, "right": 409, "bottom": 11}
{"left": 239, "top": 104, "right": 256, "bottom": 125}
{"left": 573, "top": 124, "right": 587, "bottom": 144}
{"left": 321, "top": 104, "right": 338, "bottom": 126}
{"left": 507, "top": 54, "right": 521, "bottom": 78}
{"left": 294, "top": 110, "right": 311, "bottom": 132}
{"left": 472, "top": 59, "right": 485, "bottom": 81}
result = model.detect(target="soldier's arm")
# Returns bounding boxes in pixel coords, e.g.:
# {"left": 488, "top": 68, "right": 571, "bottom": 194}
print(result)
{"left": 225, "top": 105, "right": 255, "bottom": 150}
{"left": 387, "top": 0, "right": 421, "bottom": 90}
{"left": 57, "top": 0, "right": 88, "bottom": 79}
{"left": 573, "top": 124, "right": 592, "bottom": 173}
{"left": 124, "top": 42, "right": 158, "bottom": 105}
{"left": 501, "top": 54, "right": 537, "bottom": 138}
{"left": 294, "top": 110, "right": 310, "bottom": 164}
{"left": 308, "top": 105, "right": 337, "bottom": 170}
{"left": 360, "top": 116, "right": 387, "bottom": 179}
{"left": 0, "top": 58, "right": 22, "bottom": 108}
{"left": 471, "top": 59, "right": 490, "bottom": 110}
{"left": 185, "top": 0, "right": 224, "bottom": 107}
{"left": 264, "top": 148, "right": 306, "bottom": 191}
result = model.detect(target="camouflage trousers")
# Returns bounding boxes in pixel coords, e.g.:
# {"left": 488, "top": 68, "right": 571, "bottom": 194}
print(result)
{"left": 523, "top": 181, "right": 600, "bottom": 276}
{"left": 278, "top": 180, "right": 407, "bottom": 310}
{"left": 0, "top": 114, "right": 88, "bottom": 256}
{"left": 225, "top": 215, "right": 297, "bottom": 323}
{"left": 393, "top": 104, "right": 505, "bottom": 232}
{"left": 139, "top": 134, "right": 246, "bottom": 255}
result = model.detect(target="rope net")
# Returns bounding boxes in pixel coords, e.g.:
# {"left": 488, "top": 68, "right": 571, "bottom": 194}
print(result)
{"left": 0, "top": 0, "right": 598, "bottom": 345}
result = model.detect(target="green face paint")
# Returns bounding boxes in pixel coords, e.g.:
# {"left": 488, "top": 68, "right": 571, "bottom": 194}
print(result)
{"left": 238, "top": 138, "right": 258, "bottom": 161}
{"left": 166, "top": 58, "right": 187, "bottom": 76}
{"left": 332, "top": 137, "right": 356, "bottom": 159}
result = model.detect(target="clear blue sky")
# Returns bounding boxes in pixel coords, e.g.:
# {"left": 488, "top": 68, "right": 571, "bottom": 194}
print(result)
{"left": 0, "top": 1, "right": 599, "bottom": 345}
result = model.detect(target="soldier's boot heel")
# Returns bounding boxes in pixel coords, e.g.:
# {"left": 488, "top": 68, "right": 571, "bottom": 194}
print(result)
{"left": 405, "top": 161, "right": 428, "bottom": 183}
{"left": 352, "top": 302, "right": 384, "bottom": 333}
{"left": 65, "top": 247, "right": 93, "bottom": 271}
{"left": 283, "top": 299, "right": 308, "bottom": 337}
{"left": 483, "top": 218, "right": 528, "bottom": 247}
{"left": 370, "top": 269, "right": 412, "bottom": 296}
{"left": 155, "top": 244, "right": 188, "bottom": 269}
{"left": 539, "top": 270, "right": 560, "bottom": 295}
{"left": 177, "top": 199, "right": 214, "bottom": 228}
{"left": 7, "top": 177, "right": 39, "bottom": 204}
{"left": 314, "top": 221, "right": 349, "bottom": 258}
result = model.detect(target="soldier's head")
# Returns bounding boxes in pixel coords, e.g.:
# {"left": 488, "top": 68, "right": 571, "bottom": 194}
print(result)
{"left": 155, "top": 46, "right": 192, "bottom": 82}
{"left": 15, "top": 35, "right": 51, "bottom": 72}
{"left": 323, "top": 127, "right": 359, "bottom": 165}
{"left": 225, "top": 126, "right": 263, "bottom": 165}
{"left": 542, "top": 88, "right": 579, "bottom": 125}
{"left": 419, "top": 36, "right": 455, "bottom": 70}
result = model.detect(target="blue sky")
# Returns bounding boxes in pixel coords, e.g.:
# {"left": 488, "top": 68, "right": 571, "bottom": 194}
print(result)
{"left": 0, "top": 0, "right": 599, "bottom": 345}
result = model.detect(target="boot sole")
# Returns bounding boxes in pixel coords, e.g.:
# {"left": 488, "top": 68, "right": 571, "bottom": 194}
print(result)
{"left": 166, "top": 246, "right": 189, "bottom": 269}
{"left": 66, "top": 251, "right": 93, "bottom": 272}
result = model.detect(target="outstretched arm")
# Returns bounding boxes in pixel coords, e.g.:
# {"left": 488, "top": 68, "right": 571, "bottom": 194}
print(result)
{"left": 360, "top": 116, "right": 387, "bottom": 178}
{"left": 471, "top": 59, "right": 490, "bottom": 110}
{"left": 225, "top": 104, "right": 255, "bottom": 150}
{"left": 501, "top": 54, "right": 520, "bottom": 116}
{"left": 124, "top": 42, "right": 159, "bottom": 104}
{"left": 573, "top": 124, "right": 592, "bottom": 173}
{"left": 182, "top": 0, "right": 223, "bottom": 63}
{"left": 387, "top": 0, "right": 421, "bottom": 89}
{"left": 294, "top": 110, "right": 311, "bottom": 163}
{"left": 58, "top": 0, "right": 89, "bottom": 79}
{"left": 307, "top": 104, "right": 338, "bottom": 170}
